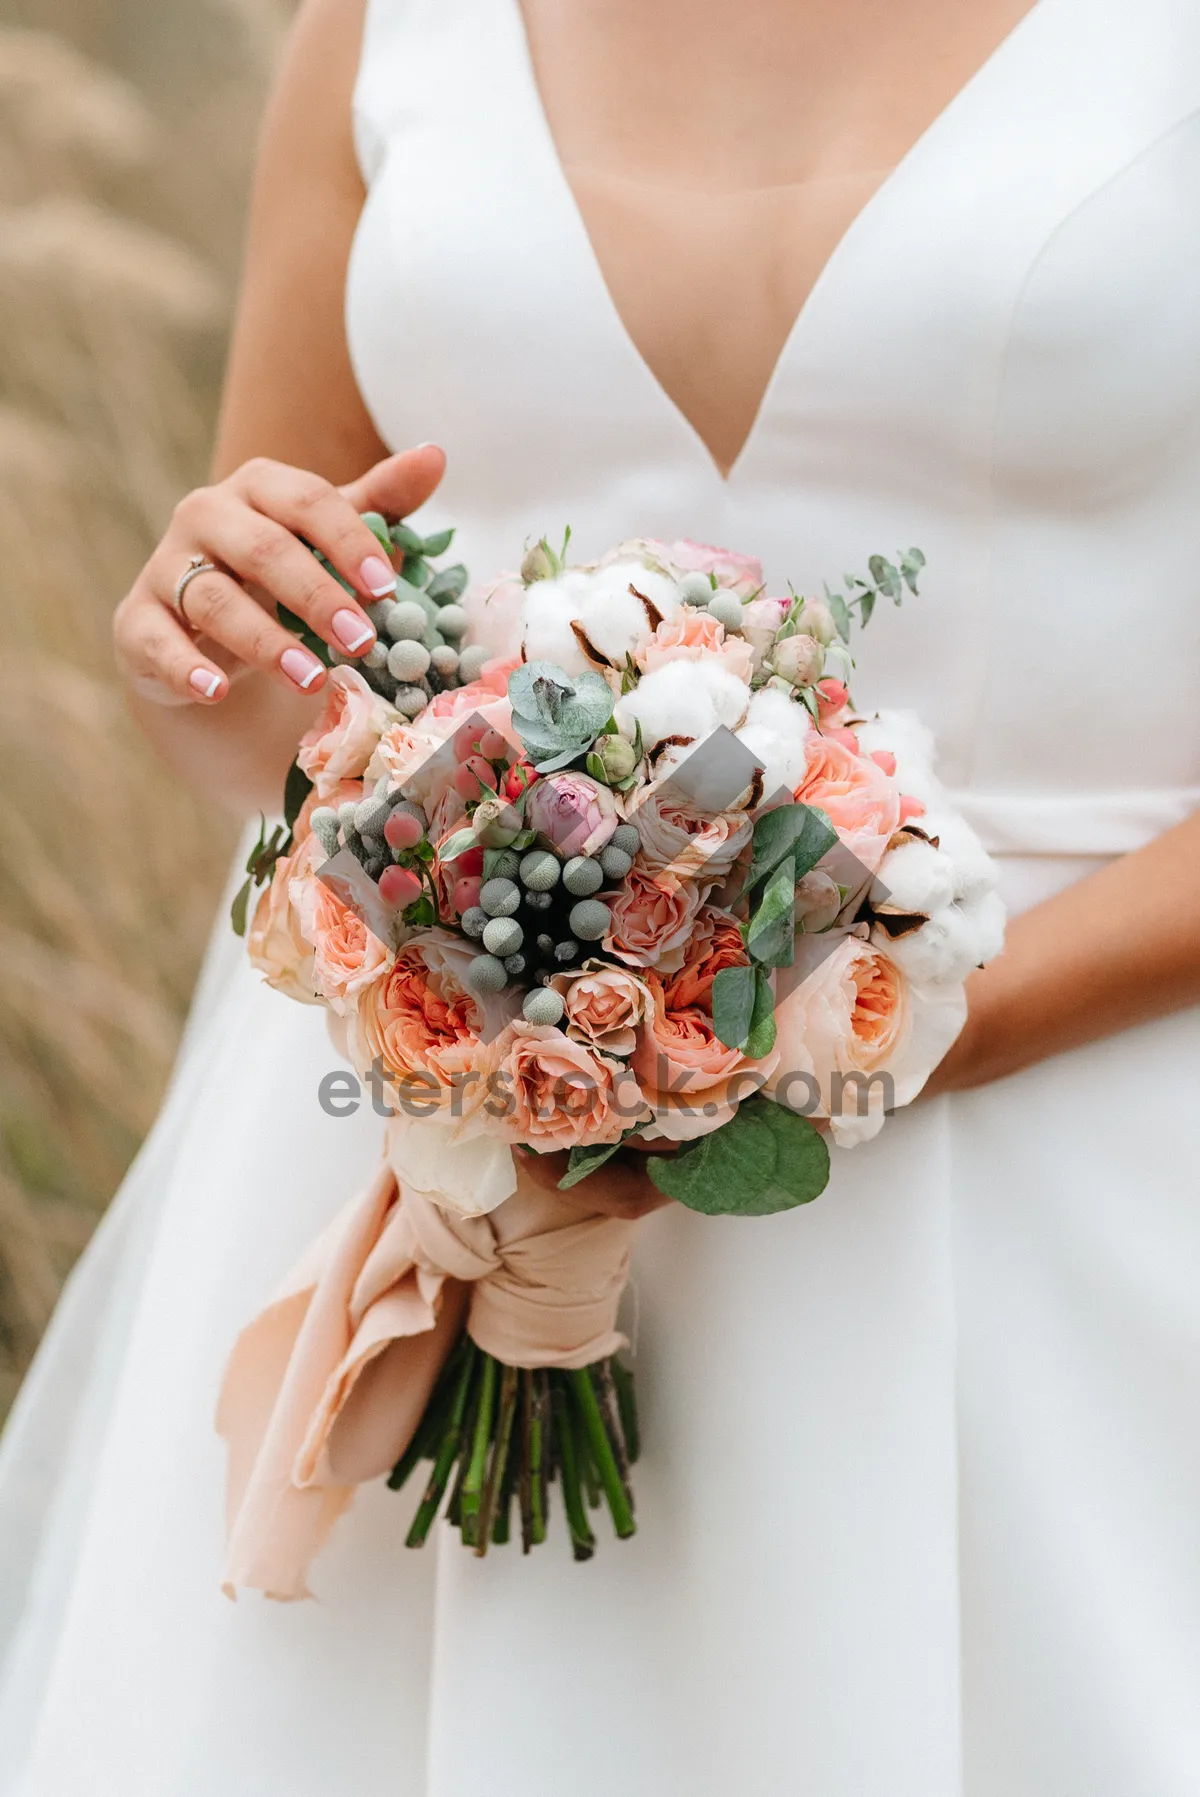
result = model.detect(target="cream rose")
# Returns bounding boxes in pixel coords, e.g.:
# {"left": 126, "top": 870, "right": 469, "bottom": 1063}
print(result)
{"left": 549, "top": 960, "right": 655, "bottom": 1056}
{"left": 297, "top": 666, "right": 391, "bottom": 798}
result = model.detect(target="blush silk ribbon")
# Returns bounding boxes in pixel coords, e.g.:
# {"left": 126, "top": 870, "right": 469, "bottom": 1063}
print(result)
{"left": 216, "top": 1155, "right": 635, "bottom": 1600}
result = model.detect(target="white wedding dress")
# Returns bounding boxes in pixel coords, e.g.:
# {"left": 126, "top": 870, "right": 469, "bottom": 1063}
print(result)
{"left": 3, "top": 0, "right": 1200, "bottom": 1790}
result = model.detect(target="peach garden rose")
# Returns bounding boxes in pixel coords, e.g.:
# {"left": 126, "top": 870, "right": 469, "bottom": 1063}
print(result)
{"left": 297, "top": 665, "right": 391, "bottom": 798}
{"left": 486, "top": 1023, "right": 650, "bottom": 1152}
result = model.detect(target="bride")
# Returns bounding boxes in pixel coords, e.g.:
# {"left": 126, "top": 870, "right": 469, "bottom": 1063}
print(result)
{"left": 2, "top": 0, "right": 1199, "bottom": 1789}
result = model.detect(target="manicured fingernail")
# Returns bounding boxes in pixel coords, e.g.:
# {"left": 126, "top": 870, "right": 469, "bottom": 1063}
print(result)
{"left": 332, "top": 608, "right": 375, "bottom": 652}
{"left": 189, "top": 667, "right": 223, "bottom": 700}
{"left": 360, "top": 556, "right": 396, "bottom": 597}
{"left": 281, "top": 646, "right": 324, "bottom": 690}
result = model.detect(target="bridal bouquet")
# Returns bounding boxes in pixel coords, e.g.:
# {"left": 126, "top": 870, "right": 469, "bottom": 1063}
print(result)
{"left": 218, "top": 520, "right": 1003, "bottom": 1598}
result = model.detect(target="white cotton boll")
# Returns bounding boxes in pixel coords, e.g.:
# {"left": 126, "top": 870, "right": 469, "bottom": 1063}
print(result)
{"left": 921, "top": 808, "right": 997, "bottom": 905}
{"left": 734, "top": 724, "right": 801, "bottom": 801}
{"left": 688, "top": 659, "right": 751, "bottom": 730}
{"left": 882, "top": 902, "right": 986, "bottom": 986}
{"left": 871, "top": 838, "right": 957, "bottom": 916}
{"left": 614, "top": 662, "right": 720, "bottom": 747}
{"left": 858, "top": 710, "right": 938, "bottom": 806}
{"left": 959, "top": 888, "right": 1006, "bottom": 964}
{"left": 521, "top": 578, "right": 591, "bottom": 674}
{"left": 594, "top": 560, "right": 681, "bottom": 621}
{"left": 577, "top": 585, "right": 656, "bottom": 664}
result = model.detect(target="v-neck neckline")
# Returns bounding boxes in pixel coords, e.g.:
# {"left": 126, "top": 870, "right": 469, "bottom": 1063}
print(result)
{"left": 504, "top": 0, "right": 1047, "bottom": 486}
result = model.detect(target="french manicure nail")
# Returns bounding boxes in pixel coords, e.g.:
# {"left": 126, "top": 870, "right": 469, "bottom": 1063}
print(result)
{"left": 189, "top": 667, "right": 222, "bottom": 700}
{"left": 281, "top": 646, "right": 324, "bottom": 690}
{"left": 332, "top": 608, "right": 375, "bottom": 652}
{"left": 360, "top": 555, "right": 396, "bottom": 597}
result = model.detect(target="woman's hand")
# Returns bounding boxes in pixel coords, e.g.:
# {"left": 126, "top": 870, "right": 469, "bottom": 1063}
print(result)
{"left": 113, "top": 444, "right": 445, "bottom": 708}
{"left": 515, "top": 1141, "right": 676, "bottom": 1221}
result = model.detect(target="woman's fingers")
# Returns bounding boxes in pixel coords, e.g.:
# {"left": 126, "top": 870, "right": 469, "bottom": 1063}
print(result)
{"left": 131, "top": 552, "right": 330, "bottom": 696}
{"left": 340, "top": 443, "right": 446, "bottom": 520}
{"left": 112, "top": 588, "right": 231, "bottom": 708}
{"left": 515, "top": 1145, "right": 672, "bottom": 1220}
{"left": 154, "top": 492, "right": 377, "bottom": 665}
{"left": 233, "top": 458, "right": 399, "bottom": 604}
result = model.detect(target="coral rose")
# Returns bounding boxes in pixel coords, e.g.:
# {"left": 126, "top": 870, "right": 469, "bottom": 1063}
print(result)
{"left": 604, "top": 864, "right": 709, "bottom": 973}
{"left": 549, "top": 960, "right": 655, "bottom": 1056}
{"left": 486, "top": 1023, "right": 650, "bottom": 1151}
{"left": 348, "top": 929, "right": 499, "bottom": 1107}
{"left": 764, "top": 936, "right": 918, "bottom": 1146}
{"left": 661, "top": 905, "right": 748, "bottom": 1012}
{"left": 297, "top": 666, "right": 390, "bottom": 798}
{"left": 247, "top": 833, "right": 321, "bottom": 1004}
{"left": 635, "top": 610, "right": 755, "bottom": 683}
{"left": 294, "top": 848, "right": 394, "bottom": 1011}
{"left": 632, "top": 974, "right": 778, "bottom": 1142}
{"left": 794, "top": 734, "right": 901, "bottom": 874}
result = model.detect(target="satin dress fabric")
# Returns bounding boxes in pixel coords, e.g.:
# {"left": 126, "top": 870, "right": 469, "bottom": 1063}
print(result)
{"left": 0, "top": 0, "right": 1199, "bottom": 1790}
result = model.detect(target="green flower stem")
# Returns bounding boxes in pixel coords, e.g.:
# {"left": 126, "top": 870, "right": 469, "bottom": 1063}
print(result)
{"left": 551, "top": 1375, "right": 595, "bottom": 1561}
{"left": 388, "top": 1335, "right": 466, "bottom": 1492}
{"left": 405, "top": 1340, "right": 478, "bottom": 1547}
{"left": 610, "top": 1356, "right": 640, "bottom": 1463}
{"left": 459, "top": 1352, "right": 497, "bottom": 1546}
{"left": 476, "top": 1362, "right": 519, "bottom": 1556}
{"left": 595, "top": 1359, "right": 633, "bottom": 1488}
{"left": 568, "top": 1367, "right": 636, "bottom": 1541}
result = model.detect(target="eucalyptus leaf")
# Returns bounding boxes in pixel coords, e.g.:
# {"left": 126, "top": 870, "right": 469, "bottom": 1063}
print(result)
{"left": 437, "top": 827, "right": 479, "bottom": 863}
{"left": 421, "top": 527, "right": 455, "bottom": 557}
{"left": 755, "top": 1100, "right": 830, "bottom": 1205}
{"left": 558, "top": 1140, "right": 625, "bottom": 1189}
{"left": 229, "top": 877, "right": 252, "bottom": 938}
{"left": 360, "top": 512, "right": 392, "bottom": 551}
{"left": 828, "top": 591, "right": 852, "bottom": 643}
{"left": 744, "top": 967, "right": 778, "bottom": 1059}
{"left": 859, "top": 589, "right": 877, "bottom": 627}
{"left": 900, "top": 547, "right": 926, "bottom": 594}
{"left": 646, "top": 1108, "right": 778, "bottom": 1215}
{"left": 711, "top": 963, "right": 756, "bottom": 1050}
{"left": 748, "top": 803, "right": 837, "bottom": 891}
{"left": 402, "top": 555, "right": 432, "bottom": 588}
{"left": 390, "top": 521, "right": 425, "bottom": 554}
{"left": 426, "top": 563, "right": 468, "bottom": 604}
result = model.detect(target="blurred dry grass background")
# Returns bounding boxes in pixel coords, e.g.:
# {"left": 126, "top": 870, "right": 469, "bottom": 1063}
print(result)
{"left": 0, "top": 0, "right": 291, "bottom": 1409}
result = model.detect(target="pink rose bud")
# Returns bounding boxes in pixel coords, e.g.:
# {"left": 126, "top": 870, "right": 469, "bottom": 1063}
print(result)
{"left": 796, "top": 599, "right": 837, "bottom": 646}
{"left": 869, "top": 749, "right": 897, "bottom": 777}
{"left": 384, "top": 808, "right": 424, "bottom": 850}
{"left": 471, "top": 797, "right": 523, "bottom": 847}
{"left": 773, "top": 632, "right": 825, "bottom": 686}
{"left": 379, "top": 865, "right": 423, "bottom": 909}
{"left": 452, "top": 875, "right": 483, "bottom": 914}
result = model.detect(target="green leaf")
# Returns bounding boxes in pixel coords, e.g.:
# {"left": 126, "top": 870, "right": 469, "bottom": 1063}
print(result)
{"left": 426, "top": 563, "right": 468, "bottom": 604}
{"left": 421, "top": 527, "right": 455, "bottom": 557}
{"left": 748, "top": 803, "right": 837, "bottom": 891}
{"left": 868, "top": 555, "right": 902, "bottom": 602}
{"left": 755, "top": 1100, "right": 830, "bottom": 1205}
{"left": 859, "top": 589, "right": 877, "bottom": 627}
{"left": 744, "top": 967, "right": 777, "bottom": 1059}
{"left": 646, "top": 1107, "right": 778, "bottom": 1215}
{"left": 405, "top": 895, "right": 435, "bottom": 926}
{"left": 244, "top": 814, "right": 268, "bottom": 876}
{"left": 402, "top": 554, "right": 431, "bottom": 588}
{"left": 390, "top": 521, "right": 425, "bottom": 554}
{"left": 585, "top": 752, "right": 607, "bottom": 781}
{"left": 828, "top": 590, "right": 852, "bottom": 643}
{"left": 360, "top": 511, "right": 391, "bottom": 551}
{"left": 282, "top": 760, "right": 312, "bottom": 832}
{"left": 900, "top": 547, "right": 926, "bottom": 595}
{"left": 747, "top": 857, "right": 796, "bottom": 967}
{"left": 531, "top": 742, "right": 588, "bottom": 774}
{"left": 437, "top": 827, "right": 478, "bottom": 862}
{"left": 558, "top": 1140, "right": 626, "bottom": 1189}
{"left": 230, "top": 876, "right": 252, "bottom": 938}
{"left": 712, "top": 963, "right": 756, "bottom": 1050}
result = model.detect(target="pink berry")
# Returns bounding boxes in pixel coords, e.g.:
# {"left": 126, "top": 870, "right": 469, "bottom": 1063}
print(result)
{"left": 453, "top": 755, "right": 497, "bottom": 799}
{"left": 379, "top": 865, "right": 422, "bottom": 909}
{"left": 869, "top": 750, "right": 897, "bottom": 777}
{"left": 384, "top": 808, "right": 423, "bottom": 850}
{"left": 453, "top": 726, "right": 485, "bottom": 763}
{"left": 453, "top": 875, "right": 483, "bottom": 914}
{"left": 478, "top": 728, "right": 508, "bottom": 761}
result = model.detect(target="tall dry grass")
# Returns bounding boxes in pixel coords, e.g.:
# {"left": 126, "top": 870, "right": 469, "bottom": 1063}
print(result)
{"left": 0, "top": 4, "right": 290, "bottom": 1411}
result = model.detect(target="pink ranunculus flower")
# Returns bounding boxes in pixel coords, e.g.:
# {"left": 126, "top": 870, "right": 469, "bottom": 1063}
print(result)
{"left": 549, "top": 960, "right": 655, "bottom": 1056}
{"left": 632, "top": 973, "right": 779, "bottom": 1143}
{"left": 764, "top": 936, "right": 912, "bottom": 1146}
{"left": 632, "top": 788, "right": 753, "bottom": 884}
{"left": 635, "top": 609, "right": 755, "bottom": 683}
{"left": 794, "top": 734, "right": 901, "bottom": 874}
{"left": 604, "top": 864, "right": 708, "bottom": 972}
{"left": 294, "top": 845, "right": 395, "bottom": 1012}
{"left": 486, "top": 1023, "right": 650, "bottom": 1152}
{"left": 246, "top": 832, "right": 322, "bottom": 1004}
{"left": 525, "top": 770, "right": 618, "bottom": 859}
{"left": 296, "top": 666, "right": 391, "bottom": 798}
